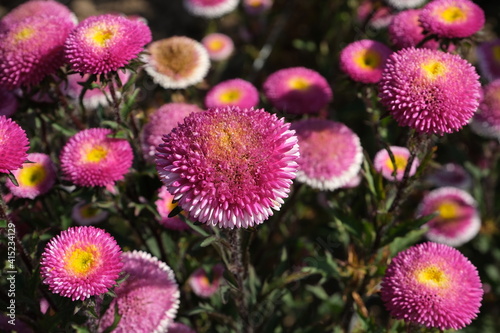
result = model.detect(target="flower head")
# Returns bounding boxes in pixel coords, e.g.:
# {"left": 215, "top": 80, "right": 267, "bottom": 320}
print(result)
{"left": 168, "top": 323, "right": 196, "bottom": 333}
{"left": 156, "top": 186, "right": 190, "bottom": 231}
{"left": 243, "top": 0, "right": 273, "bottom": 15}
{"left": 0, "top": 0, "right": 76, "bottom": 27}
{"left": 263, "top": 67, "right": 332, "bottom": 114}
{"left": 202, "top": 33, "right": 234, "bottom": 61}
{"left": 291, "top": 119, "right": 362, "bottom": 191}
{"left": 143, "top": 36, "right": 210, "bottom": 89}
{"left": 0, "top": 15, "right": 75, "bottom": 89}
{"left": 389, "top": 9, "right": 441, "bottom": 50}
{"left": 419, "top": 0, "right": 485, "bottom": 39}
{"left": 156, "top": 106, "right": 299, "bottom": 229}
{"left": 98, "top": 250, "right": 180, "bottom": 333}
{"left": 384, "top": 0, "right": 427, "bottom": 10}
{"left": 357, "top": 0, "right": 394, "bottom": 30}
{"left": 476, "top": 39, "right": 500, "bottom": 82}
{"left": 205, "top": 78, "right": 259, "bottom": 109}
{"left": 340, "top": 39, "right": 392, "bottom": 84}
{"left": 0, "top": 115, "right": 29, "bottom": 173}
{"left": 141, "top": 103, "right": 204, "bottom": 162}
{"left": 425, "top": 163, "right": 472, "bottom": 189}
{"left": 470, "top": 79, "right": 500, "bottom": 139}
{"left": 40, "top": 226, "right": 123, "bottom": 301}
{"left": 189, "top": 263, "right": 225, "bottom": 298}
{"left": 6, "top": 153, "right": 56, "bottom": 199}
{"left": 60, "top": 128, "right": 133, "bottom": 187}
{"left": 380, "top": 242, "right": 483, "bottom": 330}
{"left": 65, "top": 14, "right": 152, "bottom": 74}
{"left": 373, "top": 146, "right": 419, "bottom": 181}
{"left": 378, "top": 47, "right": 480, "bottom": 135}
{"left": 183, "top": 0, "right": 239, "bottom": 18}
{"left": 72, "top": 201, "right": 109, "bottom": 225}
{"left": 0, "top": 89, "right": 18, "bottom": 117}
{"left": 418, "top": 187, "right": 480, "bottom": 247}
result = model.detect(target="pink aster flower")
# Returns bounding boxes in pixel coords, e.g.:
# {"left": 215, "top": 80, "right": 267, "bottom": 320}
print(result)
{"left": 243, "top": 0, "right": 273, "bottom": 15}
{"left": 378, "top": 47, "right": 480, "bottom": 135}
{"left": 168, "top": 322, "right": 196, "bottom": 333}
{"left": 380, "top": 242, "right": 483, "bottom": 330}
{"left": 140, "top": 102, "right": 204, "bottom": 162}
{"left": 476, "top": 39, "right": 500, "bottom": 82}
{"left": 425, "top": 163, "right": 472, "bottom": 189}
{"left": 0, "top": 115, "right": 29, "bottom": 173}
{"left": 339, "top": 39, "right": 392, "bottom": 84}
{"left": 357, "top": 0, "right": 394, "bottom": 30}
{"left": 155, "top": 106, "right": 299, "bottom": 229}
{"left": 189, "top": 263, "right": 225, "bottom": 298}
{"left": 65, "top": 70, "right": 131, "bottom": 110}
{"left": 205, "top": 78, "right": 259, "bottom": 109}
{"left": 291, "top": 119, "right": 362, "bottom": 191}
{"left": 72, "top": 201, "right": 109, "bottom": 225}
{"left": 60, "top": 128, "right": 133, "bottom": 187}
{"left": 418, "top": 187, "right": 480, "bottom": 247}
{"left": 183, "top": 0, "right": 239, "bottom": 18}
{"left": 419, "top": 0, "right": 485, "bottom": 39}
{"left": 373, "top": 146, "right": 419, "bottom": 181}
{"left": 156, "top": 186, "right": 190, "bottom": 231}
{"left": 65, "top": 14, "right": 152, "bottom": 74}
{"left": 98, "top": 250, "right": 180, "bottom": 333}
{"left": 389, "top": 9, "right": 442, "bottom": 50}
{"left": 40, "top": 226, "right": 123, "bottom": 301}
{"left": 0, "top": 89, "right": 18, "bottom": 117}
{"left": 6, "top": 153, "right": 56, "bottom": 199}
{"left": 202, "top": 33, "right": 234, "bottom": 61}
{"left": 0, "top": 0, "right": 76, "bottom": 27}
{"left": 263, "top": 67, "right": 333, "bottom": 115}
{"left": 385, "top": 0, "right": 427, "bottom": 10}
{"left": 143, "top": 36, "right": 210, "bottom": 89}
{"left": 470, "top": 79, "right": 500, "bottom": 139}
{"left": 0, "top": 15, "right": 75, "bottom": 89}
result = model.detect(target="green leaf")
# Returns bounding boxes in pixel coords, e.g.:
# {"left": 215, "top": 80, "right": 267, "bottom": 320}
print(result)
{"left": 7, "top": 171, "right": 18, "bottom": 187}
{"left": 200, "top": 235, "right": 218, "bottom": 248}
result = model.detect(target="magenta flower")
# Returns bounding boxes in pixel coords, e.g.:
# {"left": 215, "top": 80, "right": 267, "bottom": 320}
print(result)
{"left": 6, "top": 153, "right": 56, "bottom": 199}
{"left": 243, "top": 0, "right": 273, "bottom": 15}
{"left": 419, "top": 0, "right": 485, "bottom": 39}
{"left": 205, "top": 78, "right": 259, "bottom": 109}
{"left": 65, "top": 14, "right": 151, "bottom": 74}
{"left": 388, "top": 9, "right": 441, "bottom": 50}
{"left": 156, "top": 186, "right": 190, "bottom": 231}
{"left": 60, "top": 128, "right": 133, "bottom": 187}
{"left": 189, "top": 263, "right": 225, "bottom": 298}
{"left": 98, "top": 250, "right": 180, "bottom": 333}
{"left": 381, "top": 242, "right": 483, "bottom": 330}
{"left": 0, "top": 89, "right": 18, "bottom": 117}
{"left": 340, "top": 39, "right": 392, "bottom": 84}
{"left": 40, "top": 226, "right": 123, "bottom": 301}
{"left": 378, "top": 47, "right": 480, "bottom": 135}
{"left": 183, "top": 0, "right": 239, "bottom": 18}
{"left": 156, "top": 106, "right": 299, "bottom": 229}
{"left": 140, "top": 102, "right": 204, "bottom": 162}
{"left": 373, "top": 146, "right": 419, "bottom": 181}
{"left": 143, "top": 36, "right": 210, "bottom": 89}
{"left": 202, "top": 33, "right": 234, "bottom": 61}
{"left": 476, "top": 39, "right": 500, "bottom": 82}
{"left": 0, "top": 15, "right": 75, "bottom": 89}
{"left": 291, "top": 119, "right": 363, "bottom": 191}
{"left": 0, "top": 115, "right": 29, "bottom": 173}
{"left": 263, "top": 67, "right": 332, "bottom": 115}
{"left": 470, "top": 79, "right": 500, "bottom": 139}
{"left": 71, "top": 201, "right": 109, "bottom": 226}
{"left": 418, "top": 187, "right": 480, "bottom": 247}
{"left": 0, "top": 0, "right": 76, "bottom": 27}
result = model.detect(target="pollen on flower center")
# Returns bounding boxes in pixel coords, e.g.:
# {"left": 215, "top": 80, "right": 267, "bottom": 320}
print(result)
{"left": 422, "top": 60, "right": 447, "bottom": 78}
{"left": 385, "top": 154, "right": 407, "bottom": 171}
{"left": 154, "top": 41, "right": 197, "bottom": 77}
{"left": 18, "top": 164, "right": 47, "bottom": 187}
{"left": 437, "top": 201, "right": 459, "bottom": 219}
{"left": 355, "top": 49, "right": 381, "bottom": 69}
{"left": 288, "top": 77, "right": 311, "bottom": 90}
{"left": 209, "top": 39, "right": 224, "bottom": 52}
{"left": 65, "top": 246, "right": 99, "bottom": 277}
{"left": 87, "top": 26, "right": 115, "bottom": 47}
{"left": 416, "top": 265, "right": 448, "bottom": 287}
{"left": 85, "top": 145, "right": 109, "bottom": 163}
{"left": 220, "top": 89, "right": 241, "bottom": 103}
{"left": 440, "top": 6, "right": 466, "bottom": 22}
{"left": 14, "top": 27, "right": 35, "bottom": 42}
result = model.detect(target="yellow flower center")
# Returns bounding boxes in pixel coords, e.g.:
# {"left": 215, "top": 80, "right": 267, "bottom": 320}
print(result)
{"left": 79, "top": 204, "right": 101, "bottom": 219}
{"left": 18, "top": 164, "right": 47, "bottom": 187}
{"left": 385, "top": 154, "right": 407, "bottom": 172}
{"left": 199, "top": 275, "right": 211, "bottom": 287}
{"left": 84, "top": 145, "right": 109, "bottom": 163}
{"left": 220, "top": 89, "right": 242, "bottom": 103}
{"left": 355, "top": 49, "right": 381, "bottom": 69}
{"left": 492, "top": 45, "right": 500, "bottom": 62}
{"left": 416, "top": 265, "right": 448, "bottom": 288}
{"left": 422, "top": 60, "right": 447, "bottom": 79}
{"left": 65, "top": 246, "right": 99, "bottom": 277}
{"left": 440, "top": 6, "right": 466, "bottom": 23}
{"left": 209, "top": 39, "right": 224, "bottom": 52}
{"left": 166, "top": 199, "right": 178, "bottom": 212}
{"left": 14, "top": 27, "right": 35, "bottom": 42}
{"left": 288, "top": 77, "right": 311, "bottom": 90}
{"left": 437, "top": 200, "right": 459, "bottom": 219}
{"left": 87, "top": 25, "right": 116, "bottom": 47}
